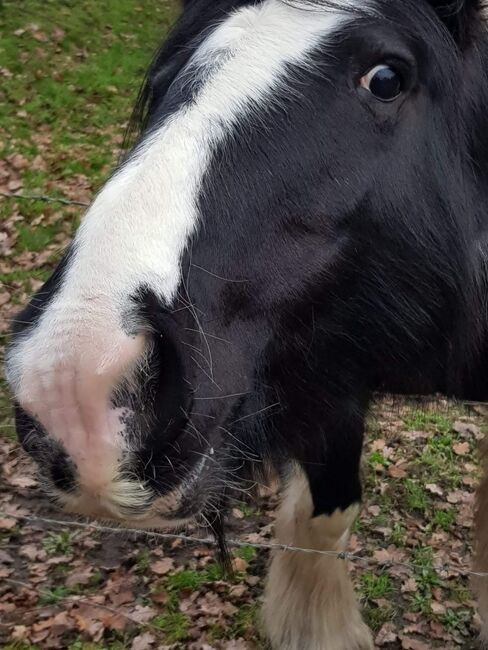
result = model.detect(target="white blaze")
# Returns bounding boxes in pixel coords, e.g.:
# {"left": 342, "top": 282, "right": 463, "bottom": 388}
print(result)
{"left": 6, "top": 0, "right": 352, "bottom": 509}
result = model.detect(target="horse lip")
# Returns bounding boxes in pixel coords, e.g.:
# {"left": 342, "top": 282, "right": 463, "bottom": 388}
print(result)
{"left": 157, "top": 452, "right": 216, "bottom": 520}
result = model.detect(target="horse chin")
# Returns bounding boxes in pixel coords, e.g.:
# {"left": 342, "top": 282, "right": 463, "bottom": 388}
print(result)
{"left": 50, "top": 486, "right": 198, "bottom": 532}
{"left": 41, "top": 453, "right": 219, "bottom": 534}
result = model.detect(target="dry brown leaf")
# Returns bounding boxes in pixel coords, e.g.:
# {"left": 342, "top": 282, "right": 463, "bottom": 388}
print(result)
{"left": 453, "top": 442, "right": 470, "bottom": 456}
{"left": 129, "top": 605, "right": 157, "bottom": 624}
{"left": 453, "top": 420, "right": 482, "bottom": 439}
{"left": 426, "top": 483, "right": 443, "bottom": 496}
{"left": 232, "top": 557, "right": 248, "bottom": 573}
{"left": 401, "top": 637, "right": 431, "bottom": 650}
{"left": 150, "top": 558, "right": 175, "bottom": 575}
{"left": 376, "top": 623, "right": 398, "bottom": 646}
{"left": 65, "top": 567, "right": 94, "bottom": 587}
{"left": 109, "top": 589, "right": 134, "bottom": 607}
{"left": 131, "top": 632, "right": 156, "bottom": 650}
{"left": 401, "top": 578, "right": 418, "bottom": 594}
{"left": 388, "top": 465, "right": 408, "bottom": 479}
{"left": 431, "top": 601, "right": 446, "bottom": 615}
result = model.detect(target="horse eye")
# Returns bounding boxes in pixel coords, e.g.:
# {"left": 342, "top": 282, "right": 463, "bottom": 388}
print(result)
{"left": 360, "top": 64, "right": 403, "bottom": 102}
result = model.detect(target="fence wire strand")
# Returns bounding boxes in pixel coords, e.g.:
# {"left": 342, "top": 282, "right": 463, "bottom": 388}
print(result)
{"left": 1, "top": 509, "right": 487, "bottom": 579}
{"left": 0, "top": 190, "right": 89, "bottom": 208}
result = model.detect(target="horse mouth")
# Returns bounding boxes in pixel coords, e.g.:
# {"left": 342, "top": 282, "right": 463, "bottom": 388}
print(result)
{"left": 34, "top": 436, "right": 219, "bottom": 531}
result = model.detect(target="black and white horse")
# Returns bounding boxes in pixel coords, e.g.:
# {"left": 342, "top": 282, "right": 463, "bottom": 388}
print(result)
{"left": 6, "top": 0, "right": 488, "bottom": 647}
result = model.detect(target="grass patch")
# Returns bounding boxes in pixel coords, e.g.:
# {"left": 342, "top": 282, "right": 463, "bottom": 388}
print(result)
{"left": 43, "top": 530, "right": 73, "bottom": 555}
{"left": 433, "top": 508, "right": 456, "bottom": 531}
{"left": 134, "top": 548, "right": 151, "bottom": 573}
{"left": 15, "top": 222, "right": 63, "bottom": 252}
{"left": 364, "top": 603, "right": 395, "bottom": 633}
{"left": 403, "top": 479, "right": 428, "bottom": 513}
{"left": 236, "top": 502, "right": 258, "bottom": 517}
{"left": 38, "top": 585, "right": 80, "bottom": 606}
{"left": 389, "top": 521, "right": 407, "bottom": 545}
{"left": 152, "top": 611, "right": 189, "bottom": 643}
{"left": 229, "top": 603, "right": 260, "bottom": 638}
{"left": 0, "top": 379, "right": 15, "bottom": 440}
{"left": 441, "top": 608, "right": 472, "bottom": 632}
{"left": 360, "top": 572, "right": 393, "bottom": 600}
{"left": 166, "top": 563, "right": 223, "bottom": 593}
{"left": 409, "top": 547, "right": 441, "bottom": 614}
{"left": 368, "top": 449, "right": 390, "bottom": 468}
{"left": 404, "top": 410, "right": 452, "bottom": 435}
{"left": 235, "top": 544, "right": 257, "bottom": 563}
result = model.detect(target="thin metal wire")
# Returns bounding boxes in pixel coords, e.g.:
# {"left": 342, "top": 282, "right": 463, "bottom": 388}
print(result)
{"left": 1, "top": 510, "right": 487, "bottom": 579}
{"left": 0, "top": 191, "right": 89, "bottom": 208}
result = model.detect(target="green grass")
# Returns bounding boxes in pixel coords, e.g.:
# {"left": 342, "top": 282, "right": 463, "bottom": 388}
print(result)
{"left": 360, "top": 572, "right": 393, "bottom": 600}
{"left": 229, "top": 603, "right": 260, "bottom": 639}
{"left": 134, "top": 548, "right": 151, "bottom": 573}
{"left": 0, "top": 1, "right": 179, "bottom": 144}
{"left": 404, "top": 479, "right": 428, "bottom": 513}
{"left": 166, "top": 564, "right": 224, "bottom": 592}
{"left": 403, "top": 410, "right": 453, "bottom": 435}
{"left": 0, "top": 0, "right": 180, "bottom": 444}
{"left": 409, "top": 547, "right": 441, "bottom": 614}
{"left": 368, "top": 449, "right": 390, "bottom": 468}
{"left": 43, "top": 530, "right": 73, "bottom": 555}
{"left": 433, "top": 508, "right": 456, "bottom": 531}
{"left": 38, "top": 585, "right": 80, "bottom": 606}
{"left": 151, "top": 611, "right": 189, "bottom": 643}
{"left": 235, "top": 544, "right": 258, "bottom": 563}
{"left": 360, "top": 572, "right": 395, "bottom": 632}
{"left": 0, "top": 0, "right": 179, "bottom": 249}
{"left": 0, "top": 379, "right": 15, "bottom": 440}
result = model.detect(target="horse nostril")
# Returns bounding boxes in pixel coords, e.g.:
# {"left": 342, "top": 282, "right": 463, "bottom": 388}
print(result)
{"left": 49, "top": 451, "right": 77, "bottom": 493}
{"left": 15, "top": 406, "right": 77, "bottom": 493}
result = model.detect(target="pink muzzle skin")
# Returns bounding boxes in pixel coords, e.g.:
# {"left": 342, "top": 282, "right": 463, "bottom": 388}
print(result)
{"left": 16, "top": 329, "right": 147, "bottom": 498}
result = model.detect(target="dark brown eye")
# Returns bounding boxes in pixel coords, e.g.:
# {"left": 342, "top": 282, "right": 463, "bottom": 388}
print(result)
{"left": 360, "top": 64, "right": 403, "bottom": 102}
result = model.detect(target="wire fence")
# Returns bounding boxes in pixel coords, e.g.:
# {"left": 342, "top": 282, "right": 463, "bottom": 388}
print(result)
{"left": 0, "top": 190, "right": 89, "bottom": 207}
{"left": 0, "top": 509, "right": 486, "bottom": 579}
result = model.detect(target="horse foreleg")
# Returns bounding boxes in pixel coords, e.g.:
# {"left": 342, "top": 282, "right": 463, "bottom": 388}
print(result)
{"left": 262, "top": 466, "right": 373, "bottom": 650}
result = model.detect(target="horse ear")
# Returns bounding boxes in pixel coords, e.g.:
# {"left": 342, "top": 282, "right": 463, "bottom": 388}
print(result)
{"left": 428, "top": 0, "right": 483, "bottom": 45}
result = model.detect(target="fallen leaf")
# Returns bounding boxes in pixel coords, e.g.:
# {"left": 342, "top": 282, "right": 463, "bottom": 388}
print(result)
{"left": 129, "top": 605, "right": 157, "bottom": 624}
{"left": 401, "top": 637, "right": 431, "bottom": 650}
{"left": 150, "top": 558, "right": 174, "bottom": 575}
{"left": 431, "top": 601, "right": 446, "bottom": 615}
{"left": 131, "top": 632, "right": 156, "bottom": 650}
{"left": 453, "top": 442, "right": 470, "bottom": 456}
{"left": 376, "top": 623, "right": 398, "bottom": 646}
{"left": 11, "top": 625, "right": 28, "bottom": 640}
{"left": 426, "top": 483, "right": 443, "bottom": 496}
{"left": 388, "top": 465, "right": 408, "bottom": 479}
{"left": 401, "top": 578, "right": 418, "bottom": 594}
{"left": 453, "top": 420, "right": 482, "bottom": 439}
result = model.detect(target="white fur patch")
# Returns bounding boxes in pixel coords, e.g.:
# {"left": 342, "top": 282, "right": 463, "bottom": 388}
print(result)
{"left": 263, "top": 467, "right": 372, "bottom": 650}
{"left": 6, "top": 0, "right": 359, "bottom": 514}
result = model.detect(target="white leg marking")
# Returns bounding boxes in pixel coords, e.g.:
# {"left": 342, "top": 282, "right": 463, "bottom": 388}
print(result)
{"left": 263, "top": 468, "right": 373, "bottom": 650}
